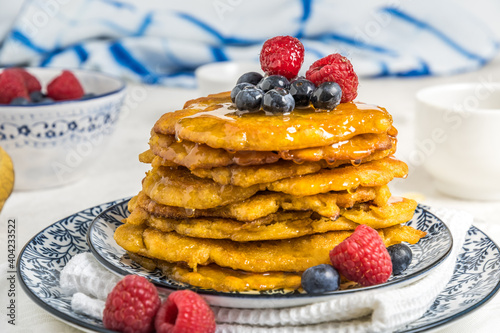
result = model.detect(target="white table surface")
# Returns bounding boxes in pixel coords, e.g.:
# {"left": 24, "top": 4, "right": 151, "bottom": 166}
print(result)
{"left": 2, "top": 55, "right": 500, "bottom": 332}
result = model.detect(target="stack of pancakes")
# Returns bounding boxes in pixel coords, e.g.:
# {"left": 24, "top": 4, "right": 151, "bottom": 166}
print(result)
{"left": 114, "top": 91, "right": 426, "bottom": 292}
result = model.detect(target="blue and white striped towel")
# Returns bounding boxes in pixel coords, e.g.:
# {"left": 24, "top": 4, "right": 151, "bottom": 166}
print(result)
{"left": 0, "top": 0, "right": 498, "bottom": 87}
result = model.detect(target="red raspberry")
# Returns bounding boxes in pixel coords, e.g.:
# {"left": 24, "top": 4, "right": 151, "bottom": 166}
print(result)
{"left": 6, "top": 68, "right": 42, "bottom": 93}
{"left": 330, "top": 224, "right": 392, "bottom": 287}
{"left": 47, "top": 70, "right": 84, "bottom": 101}
{"left": 260, "top": 36, "right": 304, "bottom": 80}
{"left": 0, "top": 70, "right": 29, "bottom": 104}
{"left": 305, "top": 53, "right": 358, "bottom": 103}
{"left": 155, "top": 290, "right": 216, "bottom": 333}
{"left": 103, "top": 275, "right": 161, "bottom": 333}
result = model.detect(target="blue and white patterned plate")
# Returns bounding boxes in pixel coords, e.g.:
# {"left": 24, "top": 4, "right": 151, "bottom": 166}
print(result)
{"left": 87, "top": 200, "right": 453, "bottom": 308}
{"left": 18, "top": 199, "right": 500, "bottom": 332}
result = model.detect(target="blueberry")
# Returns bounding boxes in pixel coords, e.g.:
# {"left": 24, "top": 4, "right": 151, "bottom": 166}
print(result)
{"left": 257, "top": 75, "right": 290, "bottom": 92}
{"left": 311, "top": 82, "right": 342, "bottom": 110}
{"left": 262, "top": 88, "right": 295, "bottom": 114}
{"left": 235, "top": 86, "right": 264, "bottom": 111}
{"left": 29, "top": 91, "right": 44, "bottom": 103}
{"left": 387, "top": 243, "right": 413, "bottom": 275}
{"left": 231, "top": 82, "right": 254, "bottom": 103}
{"left": 236, "top": 72, "right": 263, "bottom": 86}
{"left": 301, "top": 264, "right": 340, "bottom": 293}
{"left": 9, "top": 97, "right": 30, "bottom": 105}
{"left": 290, "top": 78, "right": 315, "bottom": 107}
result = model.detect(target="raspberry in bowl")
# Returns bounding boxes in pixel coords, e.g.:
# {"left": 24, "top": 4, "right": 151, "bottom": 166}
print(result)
{"left": 0, "top": 67, "right": 126, "bottom": 190}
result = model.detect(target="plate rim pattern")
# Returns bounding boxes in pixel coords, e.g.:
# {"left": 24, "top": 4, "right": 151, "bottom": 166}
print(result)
{"left": 16, "top": 198, "right": 500, "bottom": 333}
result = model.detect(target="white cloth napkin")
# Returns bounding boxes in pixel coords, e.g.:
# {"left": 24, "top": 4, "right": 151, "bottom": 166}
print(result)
{"left": 60, "top": 252, "right": 120, "bottom": 301}
{"left": 0, "top": 0, "right": 497, "bottom": 87}
{"left": 60, "top": 207, "right": 471, "bottom": 333}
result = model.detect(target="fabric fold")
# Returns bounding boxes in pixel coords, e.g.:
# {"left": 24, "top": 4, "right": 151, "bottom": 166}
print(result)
{"left": 1, "top": 0, "right": 497, "bottom": 86}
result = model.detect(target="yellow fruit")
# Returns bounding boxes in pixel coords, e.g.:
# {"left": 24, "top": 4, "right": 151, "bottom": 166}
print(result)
{"left": 0, "top": 146, "right": 14, "bottom": 212}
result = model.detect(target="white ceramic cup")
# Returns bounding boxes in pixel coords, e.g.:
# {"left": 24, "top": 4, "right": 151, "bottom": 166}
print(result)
{"left": 195, "top": 61, "right": 261, "bottom": 96}
{"left": 414, "top": 82, "right": 500, "bottom": 200}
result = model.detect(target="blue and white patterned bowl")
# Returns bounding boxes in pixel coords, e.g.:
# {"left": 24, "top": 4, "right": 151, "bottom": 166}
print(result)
{"left": 0, "top": 67, "right": 126, "bottom": 190}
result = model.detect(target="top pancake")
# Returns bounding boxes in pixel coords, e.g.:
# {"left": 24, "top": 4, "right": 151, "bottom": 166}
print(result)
{"left": 153, "top": 92, "right": 393, "bottom": 151}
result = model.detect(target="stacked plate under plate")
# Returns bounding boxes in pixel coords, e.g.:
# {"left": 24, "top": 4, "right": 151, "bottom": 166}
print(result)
{"left": 16, "top": 199, "right": 500, "bottom": 332}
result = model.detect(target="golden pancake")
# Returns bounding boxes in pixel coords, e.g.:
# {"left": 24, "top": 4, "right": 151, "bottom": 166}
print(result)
{"left": 340, "top": 197, "right": 418, "bottom": 229}
{"left": 130, "top": 186, "right": 386, "bottom": 222}
{"left": 381, "top": 223, "right": 427, "bottom": 246}
{"left": 149, "top": 133, "right": 280, "bottom": 169}
{"left": 190, "top": 159, "right": 322, "bottom": 187}
{"left": 114, "top": 224, "right": 426, "bottom": 272}
{"left": 282, "top": 131, "right": 397, "bottom": 163}
{"left": 267, "top": 157, "right": 408, "bottom": 196}
{"left": 139, "top": 149, "right": 177, "bottom": 167}
{"left": 125, "top": 198, "right": 415, "bottom": 241}
{"left": 146, "top": 143, "right": 396, "bottom": 188}
{"left": 142, "top": 166, "right": 266, "bottom": 209}
{"left": 134, "top": 185, "right": 390, "bottom": 222}
{"left": 189, "top": 146, "right": 396, "bottom": 187}
{"left": 127, "top": 252, "right": 303, "bottom": 292}
{"left": 128, "top": 204, "right": 312, "bottom": 228}
{"left": 149, "top": 131, "right": 396, "bottom": 169}
{"left": 142, "top": 158, "right": 405, "bottom": 209}
{"left": 126, "top": 194, "right": 412, "bottom": 241}
{"left": 128, "top": 209, "right": 358, "bottom": 241}
{"left": 153, "top": 92, "right": 394, "bottom": 151}
{"left": 138, "top": 149, "right": 156, "bottom": 164}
